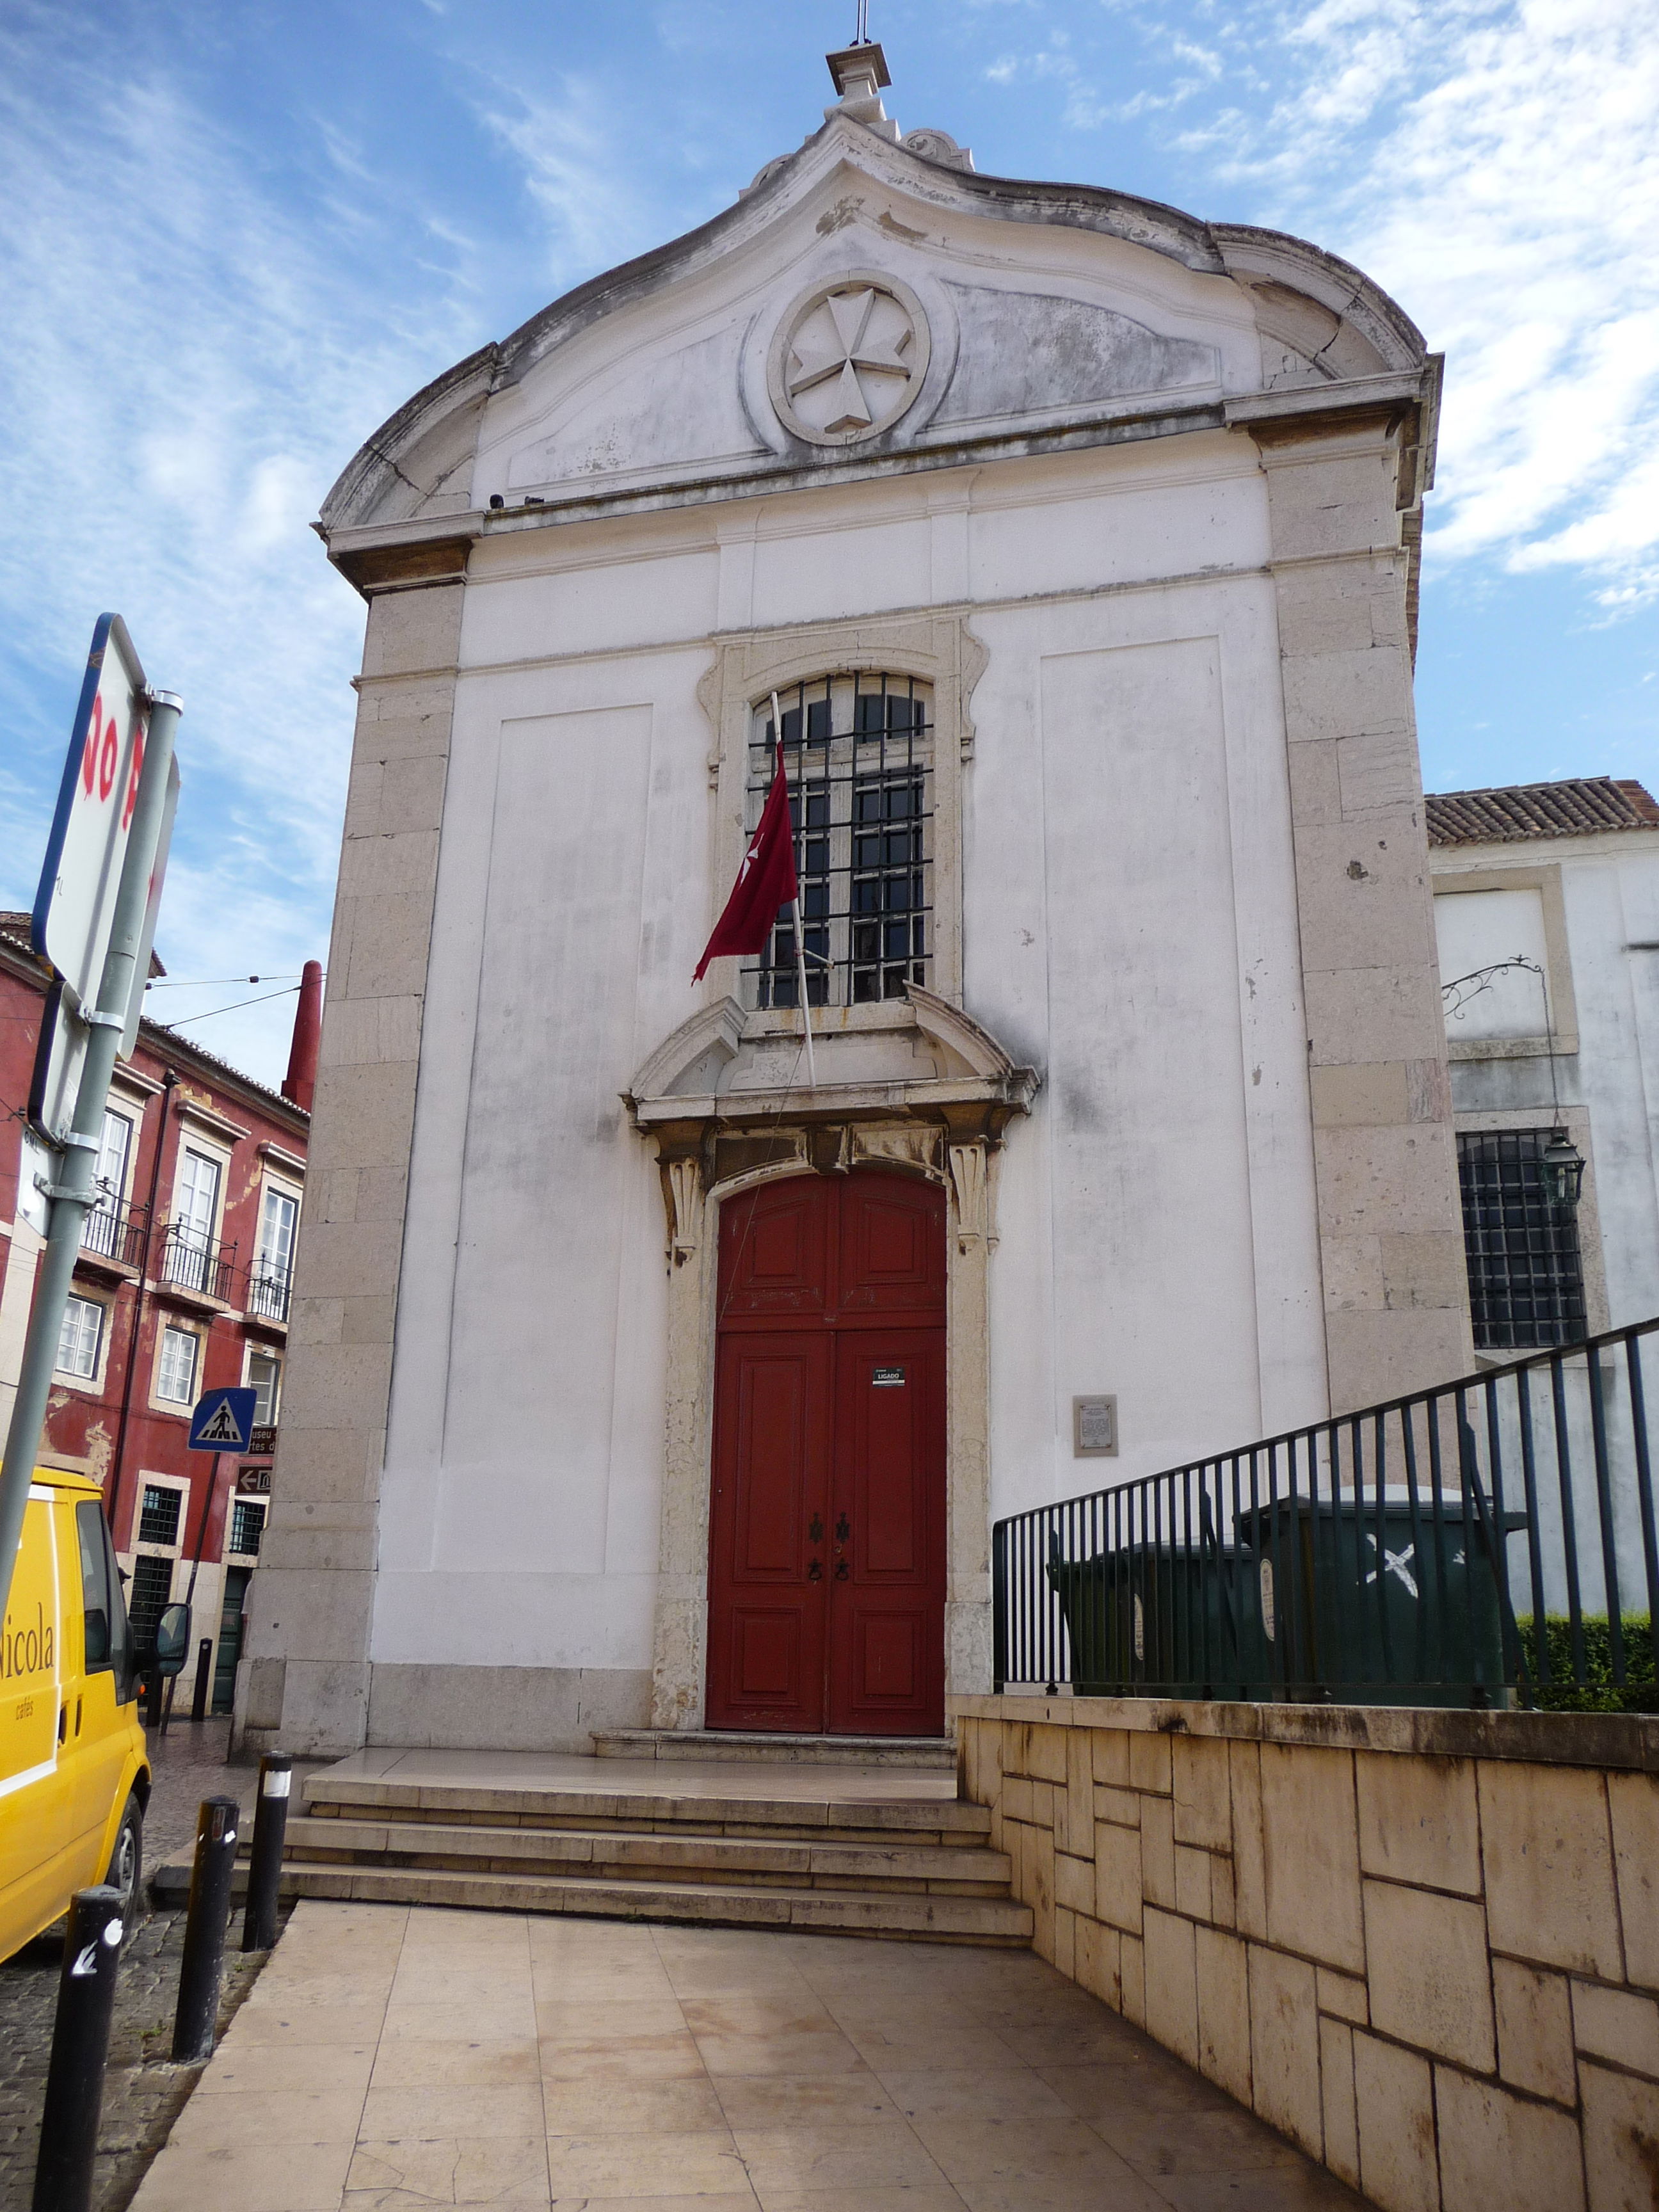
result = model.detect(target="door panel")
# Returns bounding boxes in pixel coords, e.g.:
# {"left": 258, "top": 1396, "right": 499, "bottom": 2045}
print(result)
{"left": 719, "top": 1180, "right": 831, "bottom": 1322}
{"left": 838, "top": 1176, "right": 945, "bottom": 1315}
{"left": 707, "top": 1172, "right": 946, "bottom": 1738}
{"left": 828, "top": 1331, "right": 945, "bottom": 1735}
{"left": 705, "top": 1332, "right": 832, "bottom": 1732}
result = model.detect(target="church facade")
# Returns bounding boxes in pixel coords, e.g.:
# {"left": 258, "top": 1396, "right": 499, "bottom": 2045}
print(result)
{"left": 241, "top": 47, "right": 1471, "bottom": 1756}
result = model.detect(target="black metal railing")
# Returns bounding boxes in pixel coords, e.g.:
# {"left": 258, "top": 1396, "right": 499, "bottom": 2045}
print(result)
{"left": 244, "top": 1260, "right": 292, "bottom": 1323}
{"left": 994, "top": 1317, "right": 1659, "bottom": 1711}
{"left": 159, "top": 1224, "right": 238, "bottom": 1304}
{"left": 80, "top": 1198, "right": 147, "bottom": 1269}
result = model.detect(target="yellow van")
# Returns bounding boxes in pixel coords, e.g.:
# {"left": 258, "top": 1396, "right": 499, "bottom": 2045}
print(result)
{"left": 1, "top": 1470, "right": 150, "bottom": 1962}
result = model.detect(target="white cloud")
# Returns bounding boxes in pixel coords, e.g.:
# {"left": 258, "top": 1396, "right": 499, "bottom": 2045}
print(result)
{"left": 0, "top": 4, "right": 480, "bottom": 1082}
{"left": 1176, "top": 0, "right": 1659, "bottom": 605}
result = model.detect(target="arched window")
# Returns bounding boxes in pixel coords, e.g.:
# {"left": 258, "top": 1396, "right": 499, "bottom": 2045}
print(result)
{"left": 747, "top": 673, "right": 933, "bottom": 1009}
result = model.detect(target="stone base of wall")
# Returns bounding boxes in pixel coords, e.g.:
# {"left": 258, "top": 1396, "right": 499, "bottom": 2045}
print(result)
{"left": 238, "top": 1660, "right": 652, "bottom": 1758}
{"left": 953, "top": 1695, "right": 1658, "bottom": 2212}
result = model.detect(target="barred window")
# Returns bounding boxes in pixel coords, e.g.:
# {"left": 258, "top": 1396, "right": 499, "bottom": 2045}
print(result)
{"left": 138, "top": 1481, "right": 183, "bottom": 1547}
{"left": 1457, "top": 1129, "right": 1587, "bottom": 1350}
{"left": 228, "top": 1498, "right": 266, "bottom": 1559}
{"left": 746, "top": 673, "right": 931, "bottom": 1011}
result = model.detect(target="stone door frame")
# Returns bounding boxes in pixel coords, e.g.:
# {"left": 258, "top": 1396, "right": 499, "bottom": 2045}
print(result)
{"left": 630, "top": 995, "right": 1037, "bottom": 1735}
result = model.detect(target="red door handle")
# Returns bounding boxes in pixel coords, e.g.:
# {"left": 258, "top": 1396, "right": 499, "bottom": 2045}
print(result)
{"left": 807, "top": 1559, "right": 823, "bottom": 1582}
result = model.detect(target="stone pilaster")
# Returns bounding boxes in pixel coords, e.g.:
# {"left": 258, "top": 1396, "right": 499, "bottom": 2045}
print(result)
{"left": 236, "top": 569, "right": 463, "bottom": 1757}
{"left": 1254, "top": 413, "right": 1471, "bottom": 1413}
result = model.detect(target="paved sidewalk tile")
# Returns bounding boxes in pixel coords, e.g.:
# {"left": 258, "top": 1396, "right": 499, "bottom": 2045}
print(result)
{"left": 129, "top": 1900, "right": 1366, "bottom": 2212}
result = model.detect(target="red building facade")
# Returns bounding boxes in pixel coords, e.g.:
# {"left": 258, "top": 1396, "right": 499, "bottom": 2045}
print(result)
{"left": 0, "top": 917, "right": 310, "bottom": 1713}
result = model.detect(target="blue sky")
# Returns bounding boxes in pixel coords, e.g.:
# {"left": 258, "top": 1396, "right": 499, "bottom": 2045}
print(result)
{"left": 2, "top": 0, "right": 1655, "bottom": 1085}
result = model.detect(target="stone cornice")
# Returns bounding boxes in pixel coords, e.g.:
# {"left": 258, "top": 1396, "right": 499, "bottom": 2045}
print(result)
{"left": 320, "top": 363, "right": 1437, "bottom": 586}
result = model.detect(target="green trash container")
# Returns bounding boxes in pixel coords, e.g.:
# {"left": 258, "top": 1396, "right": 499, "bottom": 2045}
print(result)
{"left": 1047, "top": 1541, "right": 1269, "bottom": 1697}
{"left": 1235, "top": 1491, "right": 1528, "bottom": 1706}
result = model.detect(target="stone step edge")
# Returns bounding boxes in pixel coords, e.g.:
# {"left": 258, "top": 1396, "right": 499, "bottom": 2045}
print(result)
{"left": 301, "top": 1781, "right": 988, "bottom": 1835}
{"left": 278, "top": 1860, "right": 1034, "bottom": 1943}
{"left": 591, "top": 1730, "right": 958, "bottom": 1768}
{"left": 284, "top": 1816, "right": 1012, "bottom": 1885}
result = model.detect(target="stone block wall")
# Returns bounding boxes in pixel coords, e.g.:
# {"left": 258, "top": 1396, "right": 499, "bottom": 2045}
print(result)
{"left": 237, "top": 565, "right": 464, "bottom": 1758}
{"left": 954, "top": 1694, "right": 1659, "bottom": 2211}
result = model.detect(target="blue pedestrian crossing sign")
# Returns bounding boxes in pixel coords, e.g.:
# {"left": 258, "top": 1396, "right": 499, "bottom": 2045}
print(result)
{"left": 188, "top": 1388, "right": 259, "bottom": 1453}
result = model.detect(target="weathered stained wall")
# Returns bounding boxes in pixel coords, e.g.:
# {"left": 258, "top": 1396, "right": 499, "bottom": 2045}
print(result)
{"left": 956, "top": 1694, "right": 1659, "bottom": 2212}
{"left": 1255, "top": 415, "right": 1471, "bottom": 1414}
{"left": 237, "top": 573, "right": 461, "bottom": 1757}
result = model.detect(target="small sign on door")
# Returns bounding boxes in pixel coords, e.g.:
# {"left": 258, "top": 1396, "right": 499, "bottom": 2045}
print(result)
{"left": 872, "top": 1366, "right": 907, "bottom": 1388}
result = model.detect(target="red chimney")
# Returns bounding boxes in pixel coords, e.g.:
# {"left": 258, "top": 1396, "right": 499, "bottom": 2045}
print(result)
{"left": 282, "top": 959, "right": 323, "bottom": 1112}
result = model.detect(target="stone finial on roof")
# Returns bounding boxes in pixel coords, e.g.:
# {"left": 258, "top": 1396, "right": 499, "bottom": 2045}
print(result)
{"left": 824, "top": 40, "right": 899, "bottom": 141}
{"left": 1426, "top": 776, "right": 1659, "bottom": 846}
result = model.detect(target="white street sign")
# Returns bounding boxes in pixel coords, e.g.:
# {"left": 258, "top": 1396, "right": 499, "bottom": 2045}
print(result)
{"left": 31, "top": 747, "right": 179, "bottom": 1139}
{"left": 31, "top": 615, "right": 150, "bottom": 1013}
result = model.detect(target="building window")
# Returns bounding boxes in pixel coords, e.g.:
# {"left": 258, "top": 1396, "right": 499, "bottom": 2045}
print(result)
{"left": 1457, "top": 1129, "right": 1588, "bottom": 1350}
{"left": 249, "top": 1185, "right": 297, "bottom": 1320}
{"left": 246, "top": 1349, "right": 281, "bottom": 1429}
{"left": 228, "top": 1498, "right": 266, "bottom": 1558}
{"left": 83, "top": 1108, "right": 134, "bottom": 1259}
{"left": 56, "top": 1295, "right": 105, "bottom": 1380}
{"left": 127, "top": 1553, "right": 175, "bottom": 1651}
{"left": 138, "top": 1481, "right": 184, "bottom": 1547}
{"left": 157, "top": 1324, "right": 200, "bottom": 1404}
{"left": 165, "top": 1146, "right": 224, "bottom": 1292}
{"left": 746, "top": 674, "right": 932, "bottom": 1011}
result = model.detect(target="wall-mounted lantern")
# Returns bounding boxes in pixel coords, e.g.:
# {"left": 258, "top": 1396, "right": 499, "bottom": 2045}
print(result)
{"left": 1539, "top": 1126, "right": 1586, "bottom": 1210}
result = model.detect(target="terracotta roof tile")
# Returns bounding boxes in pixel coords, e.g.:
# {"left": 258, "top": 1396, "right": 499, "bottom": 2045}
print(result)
{"left": 1426, "top": 777, "right": 1659, "bottom": 846}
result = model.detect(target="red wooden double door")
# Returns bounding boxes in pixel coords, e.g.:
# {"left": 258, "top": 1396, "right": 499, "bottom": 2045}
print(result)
{"left": 706, "top": 1171, "right": 947, "bottom": 1737}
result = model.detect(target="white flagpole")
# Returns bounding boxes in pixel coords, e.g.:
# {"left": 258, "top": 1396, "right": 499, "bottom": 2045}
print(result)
{"left": 772, "top": 691, "right": 816, "bottom": 1089}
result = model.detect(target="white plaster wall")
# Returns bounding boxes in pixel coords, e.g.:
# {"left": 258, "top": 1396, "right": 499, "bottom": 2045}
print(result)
{"left": 1564, "top": 850, "right": 1659, "bottom": 1326}
{"left": 1435, "top": 889, "right": 1551, "bottom": 1039}
{"left": 967, "top": 581, "right": 1326, "bottom": 1516}
{"left": 374, "top": 436, "right": 1329, "bottom": 1671}
{"left": 1436, "top": 843, "right": 1659, "bottom": 1333}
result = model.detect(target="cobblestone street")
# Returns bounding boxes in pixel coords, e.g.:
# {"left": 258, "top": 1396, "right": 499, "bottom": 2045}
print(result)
{"left": 0, "top": 1721, "right": 276, "bottom": 2212}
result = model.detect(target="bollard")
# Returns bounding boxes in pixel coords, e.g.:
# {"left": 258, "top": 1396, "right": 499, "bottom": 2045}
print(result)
{"left": 31, "top": 1886, "right": 126, "bottom": 2212}
{"left": 189, "top": 1638, "right": 212, "bottom": 1723}
{"left": 241, "top": 1756, "right": 293, "bottom": 1953}
{"left": 171, "top": 1796, "right": 240, "bottom": 2063}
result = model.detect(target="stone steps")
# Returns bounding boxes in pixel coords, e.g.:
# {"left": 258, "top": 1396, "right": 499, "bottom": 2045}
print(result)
{"left": 273, "top": 1759, "right": 1030, "bottom": 1945}
{"left": 283, "top": 1814, "right": 1013, "bottom": 1895}
{"left": 275, "top": 1858, "right": 1032, "bottom": 1942}
{"left": 591, "top": 1729, "right": 958, "bottom": 1770}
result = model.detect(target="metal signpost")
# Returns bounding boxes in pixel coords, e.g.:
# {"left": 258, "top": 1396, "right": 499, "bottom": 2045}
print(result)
{"left": 0, "top": 618, "right": 181, "bottom": 1623}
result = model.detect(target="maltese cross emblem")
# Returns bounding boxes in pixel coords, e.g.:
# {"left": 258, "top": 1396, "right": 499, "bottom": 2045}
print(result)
{"left": 771, "top": 277, "right": 929, "bottom": 445}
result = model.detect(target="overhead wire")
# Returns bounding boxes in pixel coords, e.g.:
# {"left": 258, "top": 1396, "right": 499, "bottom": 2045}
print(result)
{"left": 156, "top": 984, "right": 302, "bottom": 1029}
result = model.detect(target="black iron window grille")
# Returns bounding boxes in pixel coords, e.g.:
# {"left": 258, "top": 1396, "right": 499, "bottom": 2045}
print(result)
{"left": 138, "top": 1482, "right": 182, "bottom": 1547}
{"left": 228, "top": 1498, "right": 266, "bottom": 1557}
{"left": 126, "top": 1552, "right": 175, "bottom": 1650}
{"left": 81, "top": 1197, "right": 147, "bottom": 1268}
{"left": 745, "top": 673, "right": 932, "bottom": 1011}
{"left": 1458, "top": 1129, "right": 1588, "bottom": 1350}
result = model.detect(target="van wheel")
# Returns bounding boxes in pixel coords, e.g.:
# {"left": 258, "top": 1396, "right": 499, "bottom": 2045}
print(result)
{"left": 104, "top": 1796, "right": 144, "bottom": 1941}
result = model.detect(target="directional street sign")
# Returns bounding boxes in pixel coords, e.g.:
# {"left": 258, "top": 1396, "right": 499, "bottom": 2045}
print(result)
{"left": 188, "top": 1388, "right": 259, "bottom": 1454}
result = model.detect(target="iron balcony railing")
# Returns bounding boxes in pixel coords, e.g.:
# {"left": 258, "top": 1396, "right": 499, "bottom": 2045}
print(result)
{"left": 244, "top": 1260, "right": 293, "bottom": 1323}
{"left": 80, "top": 1198, "right": 147, "bottom": 1269}
{"left": 159, "top": 1223, "right": 238, "bottom": 1304}
{"left": 994, "top": 1316, "right": 1659, "bottom": 1713}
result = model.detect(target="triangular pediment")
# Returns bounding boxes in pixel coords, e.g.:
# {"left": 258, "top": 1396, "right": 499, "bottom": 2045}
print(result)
{"left": 321, "top": 107, "right": 1431, "bottom": 536}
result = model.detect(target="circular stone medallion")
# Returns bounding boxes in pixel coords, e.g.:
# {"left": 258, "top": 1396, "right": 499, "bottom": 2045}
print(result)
{"left": 768, "top": 271, "right": 931, "bottom": 448}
